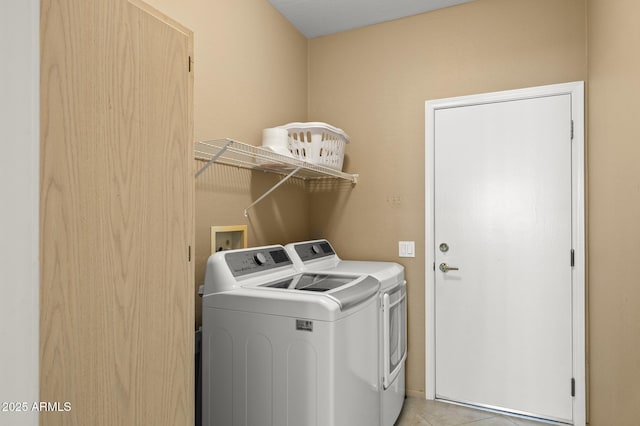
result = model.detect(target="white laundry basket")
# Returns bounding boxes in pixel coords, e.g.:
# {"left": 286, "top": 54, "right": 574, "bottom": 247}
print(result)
{"left": 279, "top": 122, "right": 350, "bottom": 171}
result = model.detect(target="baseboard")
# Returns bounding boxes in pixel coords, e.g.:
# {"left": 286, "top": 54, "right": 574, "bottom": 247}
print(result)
{"left": 406, "top": 389, "right": 426, "bottom": 399}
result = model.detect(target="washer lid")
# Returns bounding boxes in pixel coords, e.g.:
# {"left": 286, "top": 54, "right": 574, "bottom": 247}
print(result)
{"left": 204, "top": 274, "right": 379, "bottom": 320}
{"left": 259, "top": 273, "right": 379, "bottom": 311}
{"left": 262, "top": 273, "right": 352, "bottom": 292}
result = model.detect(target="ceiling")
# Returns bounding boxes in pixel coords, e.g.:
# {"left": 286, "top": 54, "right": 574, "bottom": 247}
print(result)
{"left": 267, "top": 0, "right": 476, "bottom": 39}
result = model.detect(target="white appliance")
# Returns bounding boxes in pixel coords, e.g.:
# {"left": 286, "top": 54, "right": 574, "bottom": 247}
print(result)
{"left": 202, "top": 245, "right": 381, "bottom": 426}
{"left": 285, "top": 239, "right": 407, "bottom": 426}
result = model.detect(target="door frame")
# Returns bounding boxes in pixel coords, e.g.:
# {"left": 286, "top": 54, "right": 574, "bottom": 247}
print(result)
{"left": 424, "top": 81, "right": 585, "bottom": 425}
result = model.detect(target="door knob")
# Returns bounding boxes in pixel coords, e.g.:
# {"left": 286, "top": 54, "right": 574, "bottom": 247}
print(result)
{"left": 439, "top": 263, "right": 459, "bottom": 273}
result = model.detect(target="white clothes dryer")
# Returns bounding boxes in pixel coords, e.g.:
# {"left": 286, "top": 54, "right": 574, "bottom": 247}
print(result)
{"left": 285, "top": 240, "right": 407, "bottom": 426}
{"left": 202, "top": 245, "right": 381, "bottom": 426}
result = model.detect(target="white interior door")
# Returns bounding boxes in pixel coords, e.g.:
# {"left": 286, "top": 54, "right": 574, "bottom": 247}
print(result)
{"left": 432, "top": 94, "right": 574, "bottom": 422}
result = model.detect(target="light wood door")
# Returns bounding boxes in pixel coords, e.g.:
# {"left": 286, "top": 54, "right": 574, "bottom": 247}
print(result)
{"left": 40, "top": 1, "right": 194, "bottom": 425}
{"left": 433, "top": 95, "right": 573, "bottom": 422}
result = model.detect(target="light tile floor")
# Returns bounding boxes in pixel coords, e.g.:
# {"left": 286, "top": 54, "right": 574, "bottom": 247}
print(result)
{"left": 395, "top": 397, "right": 550, "bottom": 426}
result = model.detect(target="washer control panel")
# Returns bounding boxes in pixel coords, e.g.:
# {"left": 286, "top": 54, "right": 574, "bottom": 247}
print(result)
{"left": 294, "top": 240, "right": 335, "bottom": 262}
{"left": 226, "top": 247, "right": 292, "bottom": 277}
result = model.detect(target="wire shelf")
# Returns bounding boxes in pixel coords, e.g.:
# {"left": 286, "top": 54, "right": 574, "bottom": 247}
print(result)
{"left": 194, "top": 139, "right": 358, "bottom": 216}
{"left": 194, "top": 139, "right": 358, "bottom": 183}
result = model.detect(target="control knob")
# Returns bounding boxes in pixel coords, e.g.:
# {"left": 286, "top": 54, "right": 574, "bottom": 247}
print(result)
{"left": 253, "top": 252, "right": 267, "bottom": 265}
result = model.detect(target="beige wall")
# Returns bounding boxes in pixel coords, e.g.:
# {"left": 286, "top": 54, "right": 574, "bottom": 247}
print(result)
{"left": 143, "top": 0, "right": 310, "bottom": 325}
{"left": 587, "top": 0, "right": 640, "bottom": 424}
{"left": 307, "top": 0, "right": 587, "bottom": 397}
{"left": 127, "top": 0, "right": 640, "bottom": 423}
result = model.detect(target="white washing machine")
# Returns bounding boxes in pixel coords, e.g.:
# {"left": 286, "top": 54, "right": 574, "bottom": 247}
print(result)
{"left": 202, "top": 245, "right": 381, "bottom": 426}
{"left": 285, "top": 239, "right": 407, "bottom": 426}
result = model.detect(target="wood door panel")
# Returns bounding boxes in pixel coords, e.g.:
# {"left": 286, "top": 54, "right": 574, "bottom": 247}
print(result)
{"left": 40, "top": 1, "right": 194, "bottom": 425}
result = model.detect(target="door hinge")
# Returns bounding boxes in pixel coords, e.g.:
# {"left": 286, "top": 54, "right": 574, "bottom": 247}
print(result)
{"left": 433, "top": 262, "right": 436, "bottom": 271}
{"left": 188, "top": 245, "right": 192, "bottom": 262}
{"left": 571, "top": 120, "right": 574, "bottom": 140}
{"left": 571, "top": 377, "right": 576, "bottom": 397}
{"left": 570, "top": 249, "right": 575, "bottom": 267}
{"left": 188, "top": 56, "right": 192, "bottom": 72}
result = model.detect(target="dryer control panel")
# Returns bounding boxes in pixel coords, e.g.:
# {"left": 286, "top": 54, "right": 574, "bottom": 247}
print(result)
{"left": 293, "top": 240, "right": 335, "bottom": 262}
{"left": 225, "top": 247, "right": 292, "bottom": 277}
